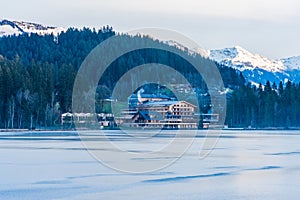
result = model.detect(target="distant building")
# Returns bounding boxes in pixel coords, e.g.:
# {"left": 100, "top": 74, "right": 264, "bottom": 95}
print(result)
{"left": 170, "top": 83, "right": 195, "bottom": 95}
{"left": 128, "top": 93, "right": 172, "bottom": 108}
{"left": 116, "top": 95, "right": 198, "bottom": 129}
{"left": 61, "top": 93, "right": 221, "bottom": 129}
{"left": 61, "top": 112, "right": 115, "bottom": 129}
{"left": 200, "top": 113, "right": 220, "bottom": 129}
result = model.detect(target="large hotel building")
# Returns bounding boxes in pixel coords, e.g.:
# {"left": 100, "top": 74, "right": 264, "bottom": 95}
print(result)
{"left": 116, "top": 93, "right": 199, "bottom": 129}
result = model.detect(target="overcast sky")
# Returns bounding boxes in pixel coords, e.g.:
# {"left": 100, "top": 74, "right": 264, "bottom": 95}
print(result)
{"left": 1, "top": 0, "right": 300, "bottom": 59}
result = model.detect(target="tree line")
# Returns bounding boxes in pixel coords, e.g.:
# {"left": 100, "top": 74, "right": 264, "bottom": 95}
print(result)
{"left": 0, "top": 27, "right": 114, "bottom": 128}
{"left": 0, "top": 26, "right": 294, "bottom": 129}
{"left": 227, "top": 80, "right": 300, "bottom": 128}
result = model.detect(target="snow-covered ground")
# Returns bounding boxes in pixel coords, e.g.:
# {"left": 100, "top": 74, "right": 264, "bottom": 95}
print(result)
{"left": 0, "top": 130, "right": 300, "bottom": 200}
{"left": 0, "top": 19, "right": 66, "bottom": 37}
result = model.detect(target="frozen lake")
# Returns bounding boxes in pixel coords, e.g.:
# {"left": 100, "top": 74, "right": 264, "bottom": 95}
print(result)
{"left": 0, "top": 130, "right": 300, "bottom": 199}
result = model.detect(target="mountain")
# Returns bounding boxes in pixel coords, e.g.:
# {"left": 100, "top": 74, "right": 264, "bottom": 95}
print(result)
{"left": 0, "top": 19, "right": 66, "bottom": 37}
{"left": 209, "top": 46, "right": 300, "bottom": 85}
{"left": 1, "top": 18, "right": 299, "bottom": 85}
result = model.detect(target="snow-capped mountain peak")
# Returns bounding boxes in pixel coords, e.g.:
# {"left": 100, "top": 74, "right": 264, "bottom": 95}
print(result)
{"left": 0, "top": 19, "right": 24, "bottom": 36}
{"left": 281, "top": 56, "right": 300, "bottom": 71}
{"left": 0, "top": 19, "right": 66, "bottom": 37}
{"left": 209, "top": 46, "right": 300, "bottom": 85}
{"left": 209, "top": 46, "right": 286, "bottom": 73}
{"left": 1, "top": 19, "right": 300, "bottom": 86}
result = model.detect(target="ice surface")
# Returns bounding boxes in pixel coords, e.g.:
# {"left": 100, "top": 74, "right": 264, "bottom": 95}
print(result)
{"left": 0, "top": 130, "right": 300, "bottom": 200}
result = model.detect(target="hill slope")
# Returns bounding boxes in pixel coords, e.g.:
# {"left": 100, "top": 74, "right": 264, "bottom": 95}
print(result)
{"left": 0, "top": 19, "right": 65, "bottom": 37}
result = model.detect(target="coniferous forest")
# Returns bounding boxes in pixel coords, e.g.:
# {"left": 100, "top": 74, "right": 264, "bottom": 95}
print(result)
{"left": 0, "top": 26, "right": 299, "bottom": 129}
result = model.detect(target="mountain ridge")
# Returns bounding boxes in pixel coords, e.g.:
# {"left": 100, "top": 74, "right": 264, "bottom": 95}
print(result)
{"left": 1, "top": 19, "right": 299, "bottom": 85}
{"left": 209, "top": 46, "right": 300, "bottom": 85}
{"left": 0, "top": 19, "right": 66, "bottom": 37}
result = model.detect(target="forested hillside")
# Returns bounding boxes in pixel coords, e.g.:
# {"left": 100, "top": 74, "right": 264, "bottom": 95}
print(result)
{"left": 0, "top": 27, "right": 115, "bottom": 128}
{"left": 227, "top": 80, "right": 300, "bottom": 128}
{"left": 0, "top": 27, "right": 297, "bottom": 129}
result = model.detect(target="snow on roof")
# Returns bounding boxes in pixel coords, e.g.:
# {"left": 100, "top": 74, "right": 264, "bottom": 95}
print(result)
{"left": 130, "top": 93, "right": 171, "bottom": 99}
{"left": 62, "top": 112, "right": 73, "bottom": 117}
{"left": 142, "top": 100, "right": 179, "bottom": 106}
{"left": 142, "top": 100, "right": 196, "bottom": 107}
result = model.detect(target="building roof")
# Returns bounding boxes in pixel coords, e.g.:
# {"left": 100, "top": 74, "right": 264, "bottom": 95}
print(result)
{"left": 141, "top": 100, "right": 197, "bottom": 108}
{"left": 129, "top": 93, "right": 171, "bottom": 99}
{"left": 142, "top": 100, "right": 179, "bottom": 107}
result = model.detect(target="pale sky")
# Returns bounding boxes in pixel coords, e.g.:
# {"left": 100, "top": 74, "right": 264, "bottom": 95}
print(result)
{"left": 1, "top": 0, "right": 300, "bottom": 59}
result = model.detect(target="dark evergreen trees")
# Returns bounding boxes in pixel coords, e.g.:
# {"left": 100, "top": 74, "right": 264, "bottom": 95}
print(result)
{"left": 0, "top": 27, "right": 299, "bottom": 128}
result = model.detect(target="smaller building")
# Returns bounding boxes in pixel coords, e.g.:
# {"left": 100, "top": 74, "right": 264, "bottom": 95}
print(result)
{"left": 61, "top": 112, "right": 115, "bottom": 129}
{"left": 128, "top": 93, "right": 172, "bottom": 108}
